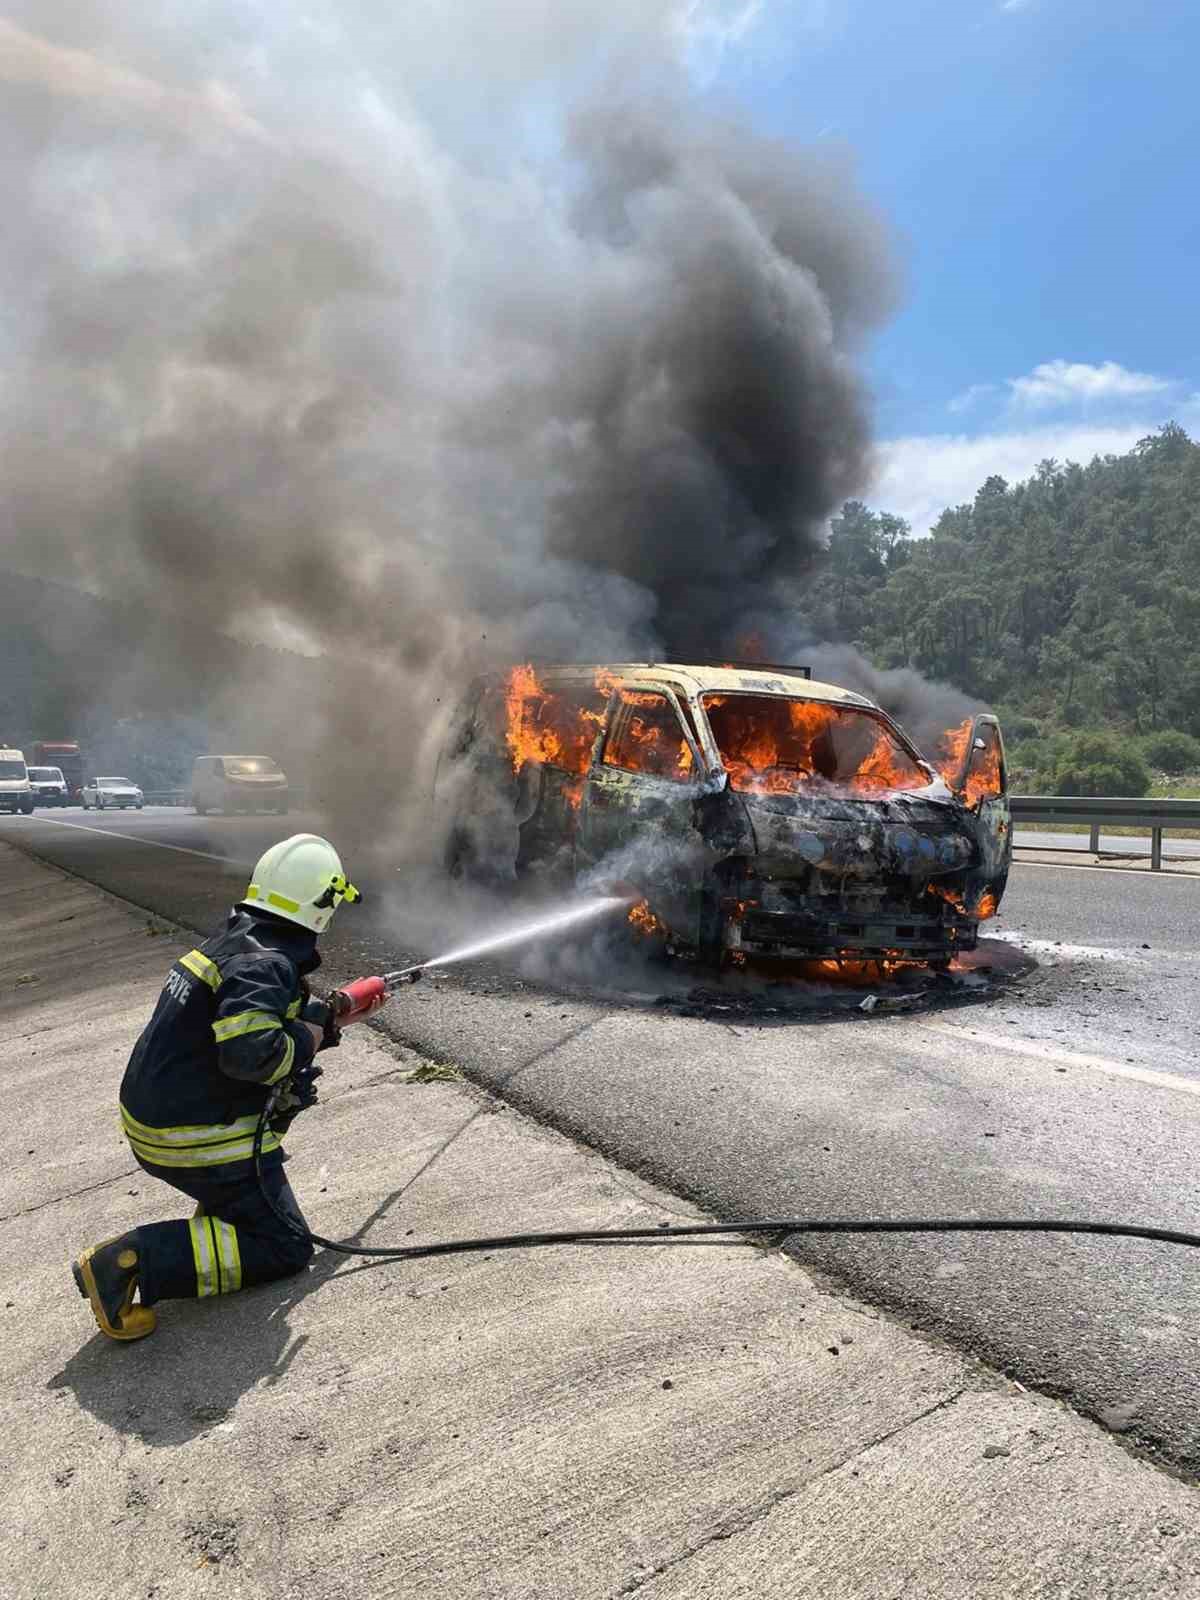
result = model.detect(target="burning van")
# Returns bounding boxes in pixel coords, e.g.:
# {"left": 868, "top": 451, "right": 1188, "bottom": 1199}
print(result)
{"left": 436, "top": 662, "right": 1010, "bottom": 968}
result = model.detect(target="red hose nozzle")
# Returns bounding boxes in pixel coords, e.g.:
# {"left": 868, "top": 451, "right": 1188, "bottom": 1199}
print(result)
{"left": 330, "top": 966, "right": 424, "bottom": 1026}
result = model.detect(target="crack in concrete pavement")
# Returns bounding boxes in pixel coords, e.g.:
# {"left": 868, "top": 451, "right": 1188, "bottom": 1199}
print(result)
{"left": 616, "top": 1387, "right": 970, "bottom": 1594}
{"left": 0, "top": 1167, "right": 141, "bottom": 1224}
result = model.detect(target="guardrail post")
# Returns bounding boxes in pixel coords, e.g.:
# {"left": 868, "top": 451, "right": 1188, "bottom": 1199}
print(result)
{"left": 1089, "top": 823, "right": 1100, "bottom": 852}
{"left": 1152, "top": 828, "right": 1163, "bottom": 871}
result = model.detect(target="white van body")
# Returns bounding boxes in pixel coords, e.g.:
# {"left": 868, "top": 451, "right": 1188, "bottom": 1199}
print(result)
{"left": 191, "top": 755, "right": 289, "bottom": 816}
{"left": 0, "top": 748, "right": 34, "bottom": 815}
{"left": 28, "top": 766, "right": 68, "bottom": 806}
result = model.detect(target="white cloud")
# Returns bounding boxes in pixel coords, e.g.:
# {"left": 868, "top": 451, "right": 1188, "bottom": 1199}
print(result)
{"left": 1008, "top": 358, "right": 1173, "bottom": 410}
{"left": 871, "top": 421, "right": 1159, "bottom": 535}
{"left": 947, "top": 382, "right": 997, "bottom": 414}
{"left": 1000, "top": 0, "right": 1032, "bottom": 12}
{"left": 674, "top": 0, "right": 768, "bottom": 83}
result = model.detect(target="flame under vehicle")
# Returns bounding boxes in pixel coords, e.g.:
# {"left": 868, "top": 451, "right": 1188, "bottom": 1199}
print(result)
{"left": 438, "top": 663, "right": 1011, "bottom": 968}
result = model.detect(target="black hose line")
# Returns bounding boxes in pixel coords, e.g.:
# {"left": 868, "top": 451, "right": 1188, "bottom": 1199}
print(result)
{"left": 253, "top": 1103, "right": 1200, "bottom": 1262}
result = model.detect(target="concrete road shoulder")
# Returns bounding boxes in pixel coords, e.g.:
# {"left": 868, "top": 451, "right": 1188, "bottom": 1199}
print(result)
{"left": 1, "top": 841, "right": 1198, "bottom": 1599}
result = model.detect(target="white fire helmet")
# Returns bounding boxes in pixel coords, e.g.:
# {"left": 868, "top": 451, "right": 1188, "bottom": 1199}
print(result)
{"left": 242, "top": 834, "right": 361, "bottom": 934}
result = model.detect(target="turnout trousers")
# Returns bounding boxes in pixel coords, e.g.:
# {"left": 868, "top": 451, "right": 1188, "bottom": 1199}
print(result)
{"left": 130, "top": 1156, "right": 314, "bottom": 1306}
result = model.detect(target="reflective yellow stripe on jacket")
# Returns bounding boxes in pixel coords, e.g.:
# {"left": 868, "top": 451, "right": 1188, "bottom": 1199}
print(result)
{"left": 212, "top": 1010, "right": 282, "bottom": 1045}
{"left": 120, "top": 1104, "right": 280, "bottom": 1168}
{"left": 265, "top": 1031, "right": 295, "bottom": 1086}
{"left": 179, "top": 950, "right": 221, "bottom": 989}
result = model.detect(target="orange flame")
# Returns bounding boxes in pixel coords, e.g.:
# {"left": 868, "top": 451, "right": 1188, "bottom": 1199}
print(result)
{"left": 789, "top": 953, "right": 926, "bottom": 982}
{"left": 504, "top": 665, "right": 561, "bottom": 771}
{"left": 627, "top": 899, "right": 665, "bottom": 937}
{"left": 613, "top": 689, "right": 694, "bottom": 780}
{"left": 933, "top": 718, "right": 972, "bottom": 786}
{"left": 930, "top": 882, "right": 997, "bottom": 920}
{"left": 503, "top": 665, "right": 609, "bottom": 779}
{"left": 933, "top": 719, "right": 1003, "bottom": 807}
{"left": 929, "top": 883, "right": 968, "bottom": 915}
{"left": 702, "top": 695, "right": 925, "bottom": 797}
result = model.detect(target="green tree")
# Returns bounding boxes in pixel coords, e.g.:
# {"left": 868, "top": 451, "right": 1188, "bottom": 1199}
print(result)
{"left": 1053, "top": 732, "right": 1150, "bottom": 797}
{"left": 1137, "top": 730, "right": 1200, "bottom": 774}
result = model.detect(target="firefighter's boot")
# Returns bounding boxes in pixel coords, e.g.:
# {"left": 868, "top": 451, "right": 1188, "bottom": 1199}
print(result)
{"left": 72, "top": 1232, "right": 157, "bottom": 1341}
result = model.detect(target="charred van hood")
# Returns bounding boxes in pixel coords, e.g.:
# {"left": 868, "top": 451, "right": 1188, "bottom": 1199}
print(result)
{"left": 732, "top": 784, "right": 979, "bottom": 879}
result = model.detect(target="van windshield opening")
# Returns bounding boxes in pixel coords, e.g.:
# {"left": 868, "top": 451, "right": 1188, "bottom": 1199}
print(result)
{"left": 224, "top": 758, "right": 282, "bottom": 777}
{"left": 0, "top": 760, "right": 26, "bottom": 780}
{"left": 701, "top": 695, "right": 928, "bottom": 796}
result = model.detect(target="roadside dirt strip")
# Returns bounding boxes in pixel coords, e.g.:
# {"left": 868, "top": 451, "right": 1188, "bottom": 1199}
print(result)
{"left": 3, "top": 841, "right": 1199, "bottom": 1600}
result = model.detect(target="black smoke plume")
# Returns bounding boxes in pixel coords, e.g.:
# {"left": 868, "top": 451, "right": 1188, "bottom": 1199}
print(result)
{"left": 0, "top": 3, "right": 904, "bottom": 839}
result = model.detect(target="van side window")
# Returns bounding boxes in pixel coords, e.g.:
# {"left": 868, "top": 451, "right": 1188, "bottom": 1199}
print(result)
{"left": 603, "top": 692, "right": 694, "bottom": 782}
{"left": 964, "top": 724, "right": 1005, "bottom": 802}
{"left": 493, "top": 681, "right": 610, "bottom": 777}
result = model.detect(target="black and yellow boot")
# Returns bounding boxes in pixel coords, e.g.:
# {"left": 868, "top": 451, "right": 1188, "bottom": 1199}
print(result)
{"left": 72, "top": 1232, "right": 157, "bottom": 1341}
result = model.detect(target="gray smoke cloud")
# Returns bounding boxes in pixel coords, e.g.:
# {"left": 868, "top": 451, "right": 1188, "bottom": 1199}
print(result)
{"left": 802, "top": 644, "right": 982, "bottom": 761}
{"left": 0, "top": 2, "right": 903, "bottom": 851}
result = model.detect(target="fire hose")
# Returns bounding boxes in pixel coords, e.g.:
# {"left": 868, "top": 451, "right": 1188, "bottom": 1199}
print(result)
{"left": 252, "top": 969, "right": 1200, "bottom": 1262}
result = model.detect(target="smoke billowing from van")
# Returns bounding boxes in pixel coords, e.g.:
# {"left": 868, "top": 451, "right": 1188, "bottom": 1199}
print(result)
{"left": 0, "top": 3, "right": 920, "bottom": 842}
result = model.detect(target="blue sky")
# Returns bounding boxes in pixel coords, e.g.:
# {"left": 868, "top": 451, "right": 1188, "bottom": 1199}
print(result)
{"left": 704, "top": 0, "right": 1200, "bottom": 528}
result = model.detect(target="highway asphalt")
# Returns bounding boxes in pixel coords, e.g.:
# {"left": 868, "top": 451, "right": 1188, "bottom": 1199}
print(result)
{"left": 6, "top": 805, "right": 1200, "bottom": 1477}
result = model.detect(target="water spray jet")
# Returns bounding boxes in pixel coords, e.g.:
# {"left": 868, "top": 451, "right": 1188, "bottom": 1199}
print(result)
{"left": 330, "top": 894, "right": 634, "bottom": 1023}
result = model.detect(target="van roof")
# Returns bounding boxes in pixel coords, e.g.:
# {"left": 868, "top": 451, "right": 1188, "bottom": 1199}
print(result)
{"left": 0, "top": 748, "right": 25, "bottom": 761}
{"left": 528, "top": 663, "right": 874, "bottom": 708}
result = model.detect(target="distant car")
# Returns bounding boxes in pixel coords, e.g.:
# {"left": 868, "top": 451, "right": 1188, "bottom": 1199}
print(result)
{"left": 191, "top": 755, "right": 289, "bottom": 816}
{"left": 82, "top": 777, "right": 144, "bottom": 810}
{"left": 0, "top": 747, "right": 34, "bottom": 815}
{"left": 27, "top": 766, "right": 69, "bottom": 807}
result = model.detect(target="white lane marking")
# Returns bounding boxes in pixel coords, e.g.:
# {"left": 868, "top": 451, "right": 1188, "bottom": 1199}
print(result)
{"left": 1013, "top": 858, "right": 1200, "bottom": 881}
{"left": 923, "top": 1019, "right": 1200, "bottom": 1101}
{"left": 14, "top": 814, "right": 245, "bottom": 867}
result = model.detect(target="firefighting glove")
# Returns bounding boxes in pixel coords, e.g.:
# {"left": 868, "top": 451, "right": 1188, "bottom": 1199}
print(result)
{"left": 301, "top": 995, "right": 341, "bottom": 1053}
{"left": 269, "top": 1062, "right": 323, "bottom": 1136}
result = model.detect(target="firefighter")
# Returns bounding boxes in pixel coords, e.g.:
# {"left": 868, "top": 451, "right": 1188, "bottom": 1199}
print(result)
{"left": 72, "top": 834, "right": 360, "bottom": 1341}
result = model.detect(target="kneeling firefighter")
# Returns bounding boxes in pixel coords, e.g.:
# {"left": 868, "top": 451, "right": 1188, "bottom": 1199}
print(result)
{"left": 72, "top": 834, "right": 360, "bottom": 1341}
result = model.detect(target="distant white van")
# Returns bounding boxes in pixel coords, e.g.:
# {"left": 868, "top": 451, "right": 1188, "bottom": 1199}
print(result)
{"left": 0, "top": 748, "right": 34, "bottom": 815}
{"left": 27, "top": 766, "right": 69, "bottom": 806}
{"left": 191, "top": 755, "right": 289, "bottom": 816}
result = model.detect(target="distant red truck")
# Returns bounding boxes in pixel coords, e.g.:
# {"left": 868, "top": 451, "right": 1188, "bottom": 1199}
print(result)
{"left": 30, "top": 741, "right": 84, "bottom": 803}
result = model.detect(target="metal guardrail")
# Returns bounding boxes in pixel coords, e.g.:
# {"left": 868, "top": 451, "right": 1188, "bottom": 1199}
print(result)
{"left": 1010, "top": 795, "right": 1200, "bottom": 870}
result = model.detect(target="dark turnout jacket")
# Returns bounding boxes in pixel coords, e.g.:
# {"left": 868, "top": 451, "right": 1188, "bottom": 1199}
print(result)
{"left": 120, "top": 907, "right": 322, "bottom": 1177}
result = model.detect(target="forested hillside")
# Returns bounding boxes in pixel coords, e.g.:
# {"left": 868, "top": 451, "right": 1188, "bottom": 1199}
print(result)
{"left": 801, "top": 423, "right": 1200, "bottom": 789}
